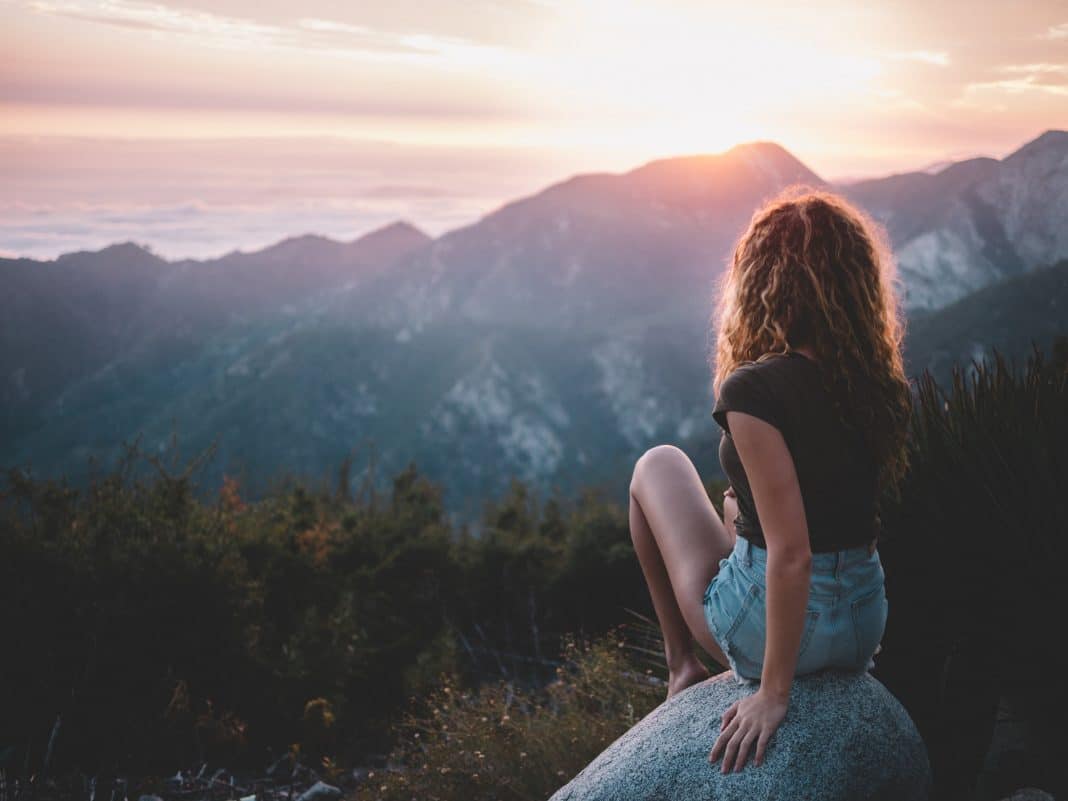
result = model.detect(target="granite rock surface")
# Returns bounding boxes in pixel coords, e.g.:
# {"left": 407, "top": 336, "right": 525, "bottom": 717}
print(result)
{"left": 549, "top": 669, "right": 930, "bottom": 801}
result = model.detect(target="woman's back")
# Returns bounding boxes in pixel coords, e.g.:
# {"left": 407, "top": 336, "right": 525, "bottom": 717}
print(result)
{"left": 712, "top": 350, "right": 879, "bottom": 553}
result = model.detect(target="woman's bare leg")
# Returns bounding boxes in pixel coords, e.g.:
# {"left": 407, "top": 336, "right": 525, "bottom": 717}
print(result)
{"left": 629, "top": 444, "right": 735, "bottom": 696}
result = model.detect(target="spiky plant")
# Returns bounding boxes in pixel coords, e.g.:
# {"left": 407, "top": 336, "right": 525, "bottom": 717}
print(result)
{"left": 877, "top": 339, "right": 1068, "bottom": 799}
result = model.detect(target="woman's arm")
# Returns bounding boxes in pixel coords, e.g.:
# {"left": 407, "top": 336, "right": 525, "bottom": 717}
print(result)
{"left": 709, "top": 410, "right": 812, "bottom": 772}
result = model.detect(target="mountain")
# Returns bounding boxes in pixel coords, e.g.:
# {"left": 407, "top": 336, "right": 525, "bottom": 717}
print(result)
{"left": 842, "top": 129, "right": 1068, "bottom": 311}
{"left": 1, "top": 222, "right": 430, "bottom": 440}
{"left": 332, "top": 141, "right": 824, "bottom": 333}
{"left": 1, "top": 143, "right": 826, "bottom": 517}
{"left": 1, "top": 242, "right": 169, "bottom": 416}
{"left": 160, "top": 220, "right": 432, "bottom": 327}
{"left": 3, "top": 132, "right": 1066, "bottom": 522}
{"left": 904, "top": 258, "right": 1068, "bottom": 386}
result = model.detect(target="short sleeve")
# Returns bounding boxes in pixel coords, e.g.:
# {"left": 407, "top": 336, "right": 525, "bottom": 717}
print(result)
{"left": 712, "top": 365, "right": 784, "bottom": 436}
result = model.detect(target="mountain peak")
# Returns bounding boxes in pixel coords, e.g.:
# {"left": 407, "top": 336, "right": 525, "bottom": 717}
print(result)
{"left": 103, "top": 240, "right": 155, "bottom": 255}
{"left": 725, "top": 140, "right": 826, "bottom": 184}
{"left": 623, "top": 140, "right": 824, "bottom": 194}
{"left": 248, "top": 233, "right": 341, "bottom": 261}
{"left": 359, "top": 220, "right": 430, "bottom": 242}
{"left": 275, "top": 233, "right": 336, "bottom": 247}
{"left": 1004, "top": 129, "right": 1068, "bottom": 164}
{"left": 724, "top": 140, "right": 796, "bottom": 159}
{"left": 348, "top": 219, "right": 432, "bottom": 265}
{"left": 933, "top": 156, "right": 1000, "bottom": 184}
{"left": 56, "top": 240, "right": 161, "bottom": 265}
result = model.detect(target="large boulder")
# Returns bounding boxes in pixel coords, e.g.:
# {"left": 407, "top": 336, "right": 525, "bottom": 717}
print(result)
{"left": 549, "top": 669, "right": 930, "bottom": 801}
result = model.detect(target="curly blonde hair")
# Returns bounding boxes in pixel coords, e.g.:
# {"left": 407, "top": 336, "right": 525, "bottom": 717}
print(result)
{"left": 710, "top": 185, "right": 914, "bottom": 501}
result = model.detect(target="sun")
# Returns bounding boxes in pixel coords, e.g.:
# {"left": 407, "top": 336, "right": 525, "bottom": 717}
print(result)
{"left": 521, "top": 2, "right": 882, "bottom": 161}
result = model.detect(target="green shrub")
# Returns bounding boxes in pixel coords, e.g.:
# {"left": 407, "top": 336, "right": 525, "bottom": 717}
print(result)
{"left": 0, "top": 440, "right": 461, "bottom": 774}
{"left": 0, "top": 437, "right": 675, "bottom": 779}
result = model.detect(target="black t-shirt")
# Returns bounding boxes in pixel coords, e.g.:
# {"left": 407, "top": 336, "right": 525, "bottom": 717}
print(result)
{"left": 712, "top": 351, "right": 878, "bottom": 553}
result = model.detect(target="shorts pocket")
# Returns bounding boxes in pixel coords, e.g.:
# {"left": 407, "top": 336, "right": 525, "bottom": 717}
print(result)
{"left": 850, "top": 584, "right": 888, "bottom": 668}
{"left": 795, "top": 608, "right": 822, "bottom": 667}
{"left": 720, "top": 583, "right": 763, "bottom": 677}
{"left": 723, "top": 583, "right": 821, "bottom": 676}
{"left": 722, "top": 582, "right": 760, "bottom": 642}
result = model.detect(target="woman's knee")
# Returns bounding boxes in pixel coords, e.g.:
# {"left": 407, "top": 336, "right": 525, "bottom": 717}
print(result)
{"left": 630, "top": 443, "right": 689, "bottom": 498}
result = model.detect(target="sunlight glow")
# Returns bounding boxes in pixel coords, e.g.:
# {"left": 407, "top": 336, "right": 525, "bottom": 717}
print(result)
{"left": 3, "top": 0, "right": 1067, "bottom": 183}
{"left": 511, "top": 3, "right": 883, "bottom": 157}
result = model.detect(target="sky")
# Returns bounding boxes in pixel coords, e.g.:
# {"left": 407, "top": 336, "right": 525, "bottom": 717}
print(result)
{"left": 2, "top": 0, "right": 1067, "bottom": 259}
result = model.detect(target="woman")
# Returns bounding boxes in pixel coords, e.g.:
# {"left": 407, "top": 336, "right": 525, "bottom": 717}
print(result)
{"left": 628, "top": 186, "right": 913, "bottom": 774}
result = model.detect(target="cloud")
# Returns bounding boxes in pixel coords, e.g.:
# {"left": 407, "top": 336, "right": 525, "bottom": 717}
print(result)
{"left": 291, "top": 16, "right": 525, "bottom": 68}
{"left": 974, "top": 62, "right": 1068, "bottom": 94}
{"left": 296, "top": 18, "right": 374, "bottom": 37}
{"left": 956, "top": 74, "right": 1068, "bottom": 106}
{"left": 0, "top": 197, "right": 439, "bottom": 260}
{"left": 952, "top": 58, "right": 1068, "bottom": 108}
{"left": 1000, "top": 62, "right": 1068, "bottom": 76}
{"left": 0, "top": 135, "right": 560, "bottom": 260}
{"left": 888, "top": 50, "right": 950, "bottom": 66}
{"left": 868, "top": 88, "right": 926, "bottom": 112}
{"left": 1041, "top": 22, "right": 1068, "bottom": 39}
{"left": 364, "top": 184, "right": 460, "bottom": 199}
{"left": 26, "top": 0, "right": 524, "bottom": 66}
{"left": 28, "top": 0, "right": 282, "bottom": 48}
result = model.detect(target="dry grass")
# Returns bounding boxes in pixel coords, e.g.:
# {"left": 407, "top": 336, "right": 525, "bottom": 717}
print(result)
{"left": 353, "top": 628, "right": 664, "bottom": 801}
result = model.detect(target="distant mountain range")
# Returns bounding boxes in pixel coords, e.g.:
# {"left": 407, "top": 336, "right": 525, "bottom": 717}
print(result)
{"left": 843, "top": 129, "right": 1068, "bottom": 311}
{"left": 3, "top": 130, "right": 1066, "bottom": 522}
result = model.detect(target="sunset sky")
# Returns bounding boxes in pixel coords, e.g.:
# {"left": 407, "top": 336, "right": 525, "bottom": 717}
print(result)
{"left": 3, "top": 0, "right": 1067, "bottom": 259}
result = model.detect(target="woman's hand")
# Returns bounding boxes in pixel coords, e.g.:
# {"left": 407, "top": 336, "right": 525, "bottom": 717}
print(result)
{"left": 722, "top": 486, "right": 738, "bottom": 537}
{"left": 708, "top": 688, "right": 788, "bottom": 772}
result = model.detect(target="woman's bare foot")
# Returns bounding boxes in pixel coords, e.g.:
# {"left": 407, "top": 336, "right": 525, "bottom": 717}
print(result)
{"left": 667, "top": 655, "right": 712, "bottom": 698}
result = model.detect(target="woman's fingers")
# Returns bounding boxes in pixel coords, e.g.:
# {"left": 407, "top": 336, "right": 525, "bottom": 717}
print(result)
{"left": 719, "top": 724, "right": 748, "bottom": 773}
{"left": 709, "top": 714, "right": 739, "bottom": 762}
{"left": 733, "top": 729, "right": 758, "bottom": 772}
{"left": 754, "top": 730, "right": 771, "bottom": 767}
{"left": 721, "top": 700, "right": 739, "bottom": 726}
{"left": 709, "top": 713, "right": 743, "bottom": 760}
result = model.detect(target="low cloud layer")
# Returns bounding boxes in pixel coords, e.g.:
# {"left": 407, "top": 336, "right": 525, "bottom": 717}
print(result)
{"left": 0, "top": 135, "right": 582, "bottom": 260}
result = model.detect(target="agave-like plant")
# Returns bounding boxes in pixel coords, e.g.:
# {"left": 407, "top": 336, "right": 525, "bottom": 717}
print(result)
{"left": 878, "top": 339, "right": 1068, "bottom": 799}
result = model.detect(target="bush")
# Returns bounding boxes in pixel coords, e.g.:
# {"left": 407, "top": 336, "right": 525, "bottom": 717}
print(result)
{"left": 0, "top": 439, "right": 461, "bottom": 775}
{"left": 0, "top": 437, "right": 686, "bottom": 780}
{"left": 354, "top": 630, "right": 662, "bottom": 801}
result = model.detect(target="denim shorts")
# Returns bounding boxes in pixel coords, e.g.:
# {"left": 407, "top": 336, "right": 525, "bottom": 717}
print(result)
{"left": 703, "top": 535, "right": 888, "bottom": 685}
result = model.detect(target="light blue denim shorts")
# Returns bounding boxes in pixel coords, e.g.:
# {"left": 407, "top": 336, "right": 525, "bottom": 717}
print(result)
{"left": 703, "top": 535, "right": 888, "bottom": 685}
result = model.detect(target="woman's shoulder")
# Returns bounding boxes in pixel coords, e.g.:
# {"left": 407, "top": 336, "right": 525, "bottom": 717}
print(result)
{"left": 713, "top": 360, "right": 787, "bottom": 435}
{"left": 747, "top": 352, "right": 819, "bottom": 383}
{"left": 719, "top": 352, "right": 817, "bottom": 398}
{"left": 720, "top": 354, "right": 794, "bottom": 388}
{"left": 722, "top": 353, "right": 821, "bottom": 414}
{"left": 723, "top": 354, "right": 787, "bottom": 385}
{"left": 751, "top": 351, "right": 805, "bottom": 368}
{"left": 718, "top": 360, "right": 766, "bottom": 394}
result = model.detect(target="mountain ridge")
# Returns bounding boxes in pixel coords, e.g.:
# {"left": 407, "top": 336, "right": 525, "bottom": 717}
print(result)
{"left": 23, "top": 129, "right": 1065, "bottom": 275}
{"left": 4, "top": 128, "right": 1067, "bottom": 522}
